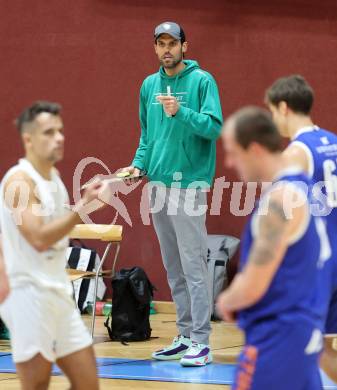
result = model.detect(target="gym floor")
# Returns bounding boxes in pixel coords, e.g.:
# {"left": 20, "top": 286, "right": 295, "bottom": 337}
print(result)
{"left": 0, "top": 303, "right": 243, "bottom": 389}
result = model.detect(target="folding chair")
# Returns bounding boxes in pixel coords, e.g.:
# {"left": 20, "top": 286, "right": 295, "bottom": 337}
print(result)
{"left": 67, "top": 224, "right": 123, "bottom": 338}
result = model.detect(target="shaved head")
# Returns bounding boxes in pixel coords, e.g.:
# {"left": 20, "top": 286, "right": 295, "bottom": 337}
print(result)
{"left": 224, "top": 106, "right": 282, "bottom": 152}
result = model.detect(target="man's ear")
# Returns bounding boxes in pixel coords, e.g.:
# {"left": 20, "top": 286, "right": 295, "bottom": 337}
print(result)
{"left": 21, "top": 132, "right": 32, "bottom": 149}
{"left": 249, "top": 142, "right": 265, "bottom": 156}
{"left": 182, "top": 41, "right": 188, "bottom": 54}
{"left": 278, "top": 101, "right": 288, "bottom": 116}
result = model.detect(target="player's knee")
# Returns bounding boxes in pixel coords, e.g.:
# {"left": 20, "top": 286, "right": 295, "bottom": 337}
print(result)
{"left": 35, "top": 381, "right": 50, "bottom": 390}
{"left": 321, "top": 337, "right": 337, "bottom": 382}
{"left": 67, "top": 364, "right": 98, "bottom": 390}
{"left": 26, "top": 376, "right": 50, "bottom": 390}
{"left": 69, "top": 375, "right": 99, "bottom": 390}
{"left": 324, "top": 337, "right": 337, "bottom": 354}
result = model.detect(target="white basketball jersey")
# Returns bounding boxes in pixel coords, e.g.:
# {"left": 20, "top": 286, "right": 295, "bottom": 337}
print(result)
{"left": 0, "top": 158, "right": 72, "bottom": 295}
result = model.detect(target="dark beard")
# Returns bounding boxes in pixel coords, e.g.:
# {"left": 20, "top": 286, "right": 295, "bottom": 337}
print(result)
{"left": 160, "top": 51, "right": 183, "bottom": 70}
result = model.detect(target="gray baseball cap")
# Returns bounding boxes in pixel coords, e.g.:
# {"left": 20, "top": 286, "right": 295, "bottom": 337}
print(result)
{"left": 154, "top": 22, "right": 186, "bottom": 42}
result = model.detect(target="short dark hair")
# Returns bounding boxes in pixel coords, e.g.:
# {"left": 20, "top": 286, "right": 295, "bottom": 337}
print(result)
{"left": 265, "top": 75, "right": 314, "bottom": 115}
{"left": 230, "top": 106, "right": 283, "bottom": 152}
{"left": 16, "top": 101, "right": 62, "bottom": 133}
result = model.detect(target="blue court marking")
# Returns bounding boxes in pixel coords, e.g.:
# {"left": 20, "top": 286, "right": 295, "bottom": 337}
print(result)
{"left": 95, "top": 358, "right": 236, "bottom": 384}
{"left": 0, "top": 353, "right": 336, "bottom": 388}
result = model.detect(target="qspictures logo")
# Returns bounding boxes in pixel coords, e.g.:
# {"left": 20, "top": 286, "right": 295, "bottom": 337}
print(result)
{"left": 3, "top": 157, "right": 336, "bottom": 231}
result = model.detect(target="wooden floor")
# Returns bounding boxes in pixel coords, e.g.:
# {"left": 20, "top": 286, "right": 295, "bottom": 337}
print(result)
{"left": 0, "top": 306, "right": 244, "bottom": 389}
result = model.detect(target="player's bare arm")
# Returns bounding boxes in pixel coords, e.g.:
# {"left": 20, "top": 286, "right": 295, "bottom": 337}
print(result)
{"left": 217, "top": 187, "right": 307, "bottom": 317}
{"left": 3, "top": 170, "right": 107, "bottom": 252}
{"left": 283, "top": 143, "right": 309, "bottom": 172}
{"left": 0, "top": 235, "right": 9, "bottom": 303}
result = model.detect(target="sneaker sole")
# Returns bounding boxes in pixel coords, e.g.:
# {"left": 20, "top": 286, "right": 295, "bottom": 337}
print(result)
{"left": 180, "top": 356, "right": 213, "bottom": 367}
{"left": 152, "top": 353, "right": 187, "bottom": 361}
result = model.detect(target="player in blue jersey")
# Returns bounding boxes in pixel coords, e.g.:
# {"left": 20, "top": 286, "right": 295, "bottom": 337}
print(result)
{"left": 218, "top": 107, "right": 326, "bottom": 390}
{"left": 265, "top": 75, "right": 337, "bottom": 382}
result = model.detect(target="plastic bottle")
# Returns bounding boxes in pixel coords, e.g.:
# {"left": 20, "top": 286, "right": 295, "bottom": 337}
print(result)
{"left": 102, "top": 302, "right": 112, "bottom": 316}
{"left": 150, "top": 301, "right": 157, "bottom": 315}
{"left": 86, "top": 302, "right": 112, "bottom": 316}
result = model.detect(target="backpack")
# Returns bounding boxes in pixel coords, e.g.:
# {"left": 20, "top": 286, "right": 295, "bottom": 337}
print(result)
{"left": 104, "top": 267, "right": 155, "bottom": 343}
{"left": 207, "top": 234, "right": 240, "bottom": 320}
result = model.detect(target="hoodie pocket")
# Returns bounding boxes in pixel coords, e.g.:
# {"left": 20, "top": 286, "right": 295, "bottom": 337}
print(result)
{"left": 146, "top": 139, "right": 192, "bottom": 177}
{"left": 181, "top": 140, "right": 192, "bottom": 167}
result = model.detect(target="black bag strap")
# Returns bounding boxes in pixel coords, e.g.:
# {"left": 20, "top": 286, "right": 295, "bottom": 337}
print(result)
{"left": 104, "top": 316, "right": 114, "bottom": 339}
{"left": 103, "top": 316, "right": 134, "bottom": 345}
{"left": 104, "top": 312, "right": 154, "bottom": 345}
{"left": 128, "top": 268, "right": 156, "bottom": 304}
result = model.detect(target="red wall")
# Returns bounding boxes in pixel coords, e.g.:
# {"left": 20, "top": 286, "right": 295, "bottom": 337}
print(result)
{"left": 1, "top": 0, "right": 337, "bottom": 300}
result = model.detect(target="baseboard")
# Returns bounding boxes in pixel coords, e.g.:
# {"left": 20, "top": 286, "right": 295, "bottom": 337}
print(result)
{"left": 153, "top": 301, "right": 176, "bottom": 314}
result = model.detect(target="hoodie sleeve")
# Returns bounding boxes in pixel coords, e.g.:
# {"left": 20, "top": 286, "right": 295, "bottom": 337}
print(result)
{"left": 131, "top": 81, "right": 148, "bottom": 170}
{"left": 173, "top": 76, "right": 223, "bottom": 140}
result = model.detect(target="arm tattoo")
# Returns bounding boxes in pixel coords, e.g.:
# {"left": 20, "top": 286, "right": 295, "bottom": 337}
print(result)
{"left": 249, "top": 199, "right": 288, "bottom": 266}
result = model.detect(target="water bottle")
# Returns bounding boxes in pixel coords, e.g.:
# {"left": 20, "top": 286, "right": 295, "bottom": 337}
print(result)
{"left": 86, "top": 301, "right": 112, "bottom": 316}
{"left": 150, "top": 301, "right": 157, "bottom": 315}
{"left": 102, "top": 302, "right": 112, "bottom": 317}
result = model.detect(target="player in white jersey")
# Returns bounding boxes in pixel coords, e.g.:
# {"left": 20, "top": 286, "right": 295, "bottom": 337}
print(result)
{"left": 0, "top": 101, "right": 108, "bottom": 389}
{"left": 265, "top": 75, "right": 337, "bottom": 383}
{"left": 0, "top": 240, "right": 9, "bottom": 303}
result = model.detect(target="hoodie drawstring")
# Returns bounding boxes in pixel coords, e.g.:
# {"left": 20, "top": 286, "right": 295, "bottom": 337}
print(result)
{"left": 160, "top": 74, "right": 179, "bottom": 124}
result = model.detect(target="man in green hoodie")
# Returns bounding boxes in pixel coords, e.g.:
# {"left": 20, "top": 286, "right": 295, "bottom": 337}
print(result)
{"left": 123, "top": 21, "right": 223, "bottom": 366}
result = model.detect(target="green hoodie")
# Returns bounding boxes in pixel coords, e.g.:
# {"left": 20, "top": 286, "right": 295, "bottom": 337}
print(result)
{"left": 132, "top": 60, "right": 223, "bottom": 188}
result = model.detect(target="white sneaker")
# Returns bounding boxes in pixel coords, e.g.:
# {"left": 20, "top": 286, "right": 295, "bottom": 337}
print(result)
{"left": 180, "top": 341, "right": 213, "bottom": 366}
{"left": 152, "top": 335, "right": 192, "bottom": 361}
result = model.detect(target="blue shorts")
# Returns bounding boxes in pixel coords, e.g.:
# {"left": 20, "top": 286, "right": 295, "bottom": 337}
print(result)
{"left": 232, "top": 318, "right": 323, "bottom": 390}
{"left": 325, "top": 254, "right": 337, "bottom": 334}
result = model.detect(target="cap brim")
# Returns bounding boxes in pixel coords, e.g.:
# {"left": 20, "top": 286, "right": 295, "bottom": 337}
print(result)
{"left": 155, "top": 32, "right": 181, "bottom": 40}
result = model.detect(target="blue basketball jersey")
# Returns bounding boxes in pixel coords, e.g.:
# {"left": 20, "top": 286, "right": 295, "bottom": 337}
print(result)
{"left": 238, "top": 172, "right": 328, "bottom": 331}
{"left": 293, "top": 127, "right": 337, "bottom": 256}
{"left": 293, "top": 126, "right": 337, "bottom": 333}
